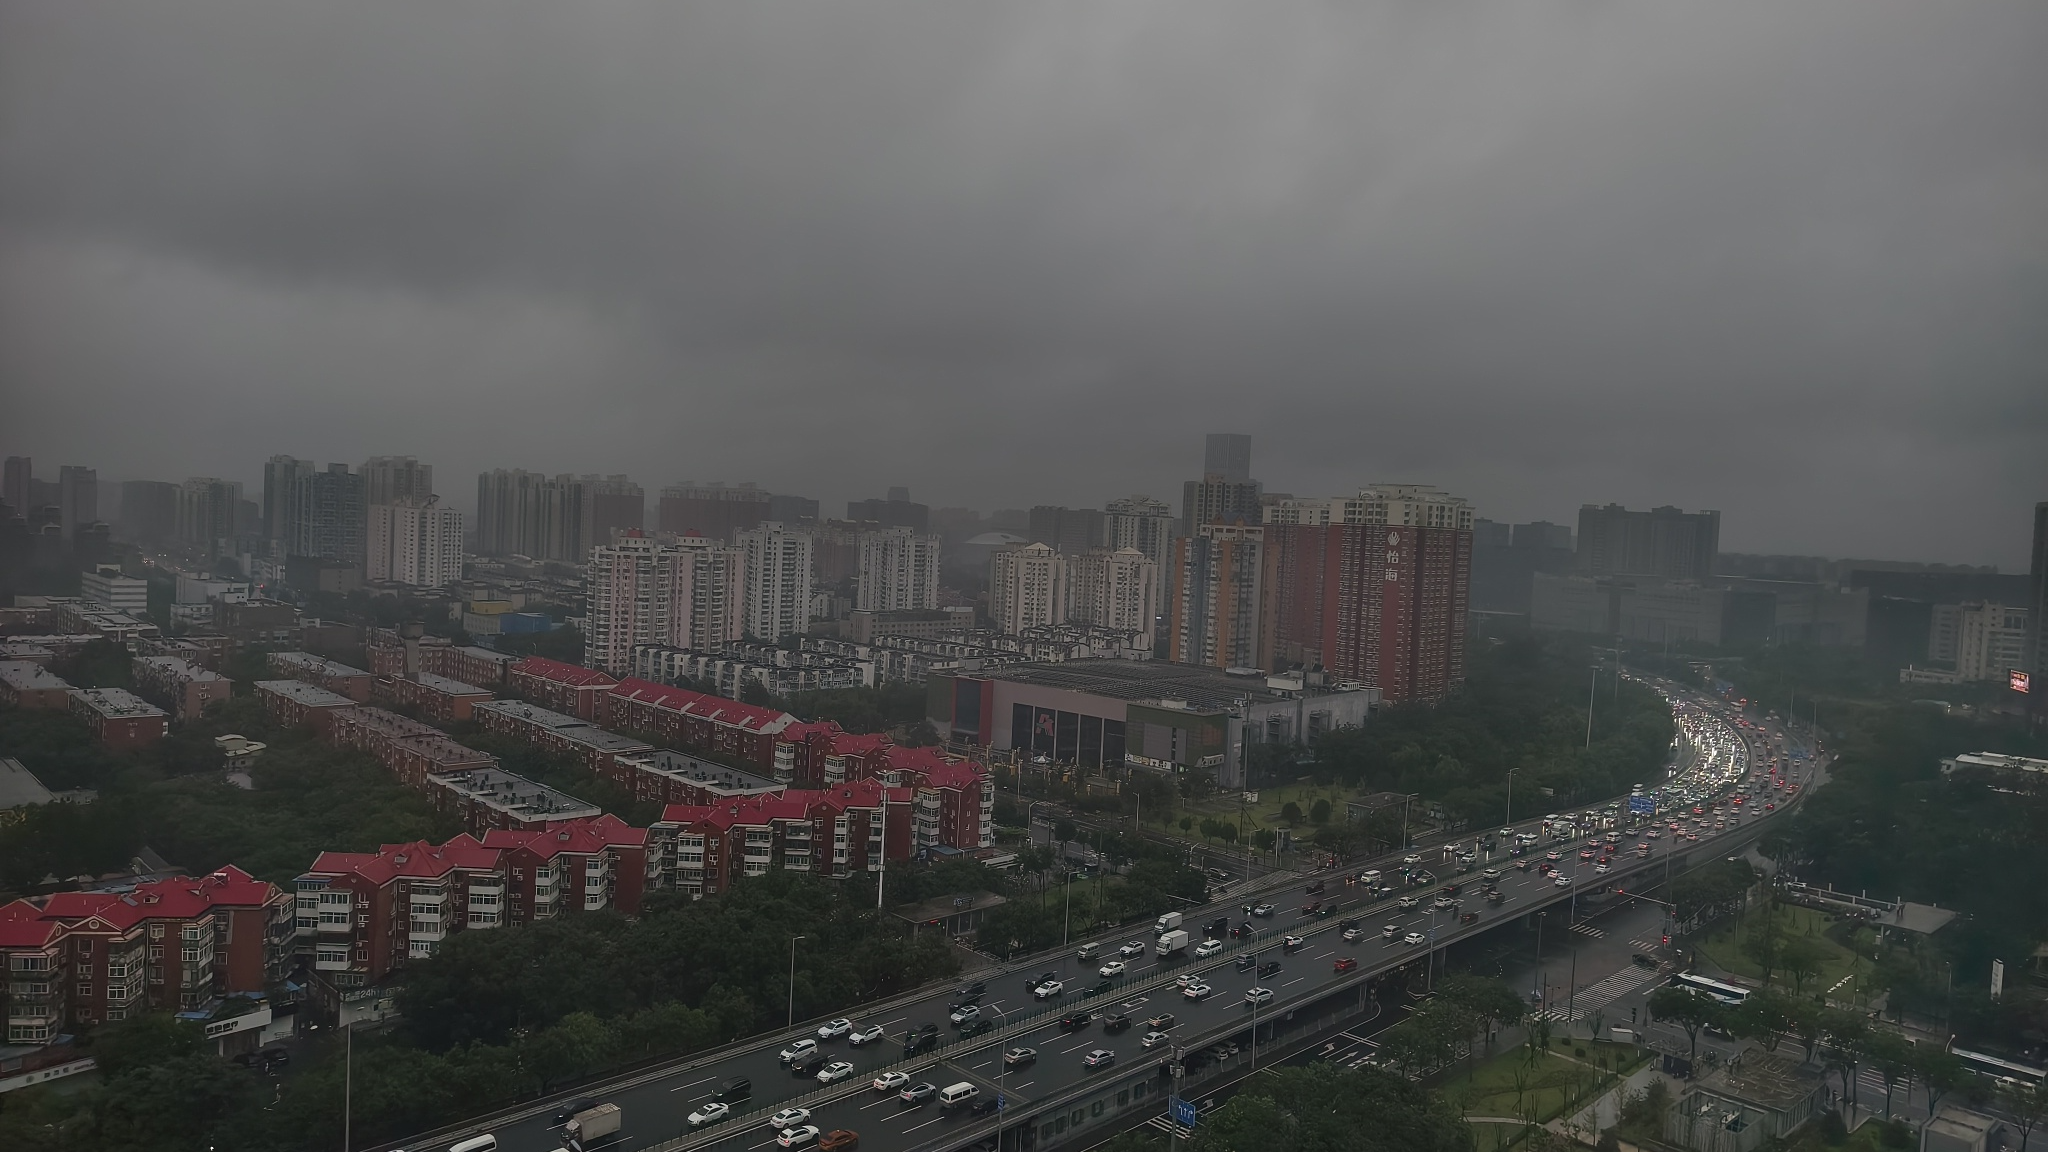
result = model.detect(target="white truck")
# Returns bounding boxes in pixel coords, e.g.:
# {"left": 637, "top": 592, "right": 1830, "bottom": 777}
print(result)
{"left": 563, "top": 1103, "right": 622, "bottom": 1151}
{"left": 1155, "top": 929, "right": 1190, "bottom": 958}
{"left": 1154, "top": 911, "right": 1184, "bottom": 935}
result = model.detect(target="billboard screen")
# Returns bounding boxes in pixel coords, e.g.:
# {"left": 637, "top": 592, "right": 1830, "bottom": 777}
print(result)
{"left": 2012, "top": 669, "right": 2032, "bottom": 694}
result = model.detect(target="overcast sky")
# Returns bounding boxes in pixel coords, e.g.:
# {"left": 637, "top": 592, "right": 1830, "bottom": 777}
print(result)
{"left": 2, "top": 2, "right": 2043, "bottom": 567}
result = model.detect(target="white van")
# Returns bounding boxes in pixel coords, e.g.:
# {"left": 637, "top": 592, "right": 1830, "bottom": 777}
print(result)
{"left": 939, "top": 1082, "right": 981, "bottom": 1110}
{"left": 450, "top": 1137, "right": 499, "bottom": 1152}
{"left": 1360, "top": 869, "right": 1381, "bottom": 885}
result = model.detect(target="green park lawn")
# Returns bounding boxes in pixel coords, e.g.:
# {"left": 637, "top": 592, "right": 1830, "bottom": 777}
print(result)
{"left": 1694, "top": 903, "right": 1870, "bottom": 1001}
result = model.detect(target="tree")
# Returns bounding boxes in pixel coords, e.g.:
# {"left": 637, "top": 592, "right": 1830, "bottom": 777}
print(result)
{"left": 1742, "top": 905, "right": 1785, "bottom": 986}
{"left": 1251, "top": 828, "right": 1277, "bottom": 856}
{"left": 1915, "top": 1047, "right": 1966, "bottom": 1122}
{"left": 1819, "top": 1008, "right": 1869, "bottom": 1111}
{"left": 1179, "top": 815, "right": 1194, "bottom": 833}
{"left": 1215, "top": 821, "right": 1239, "bottom": 847}
{"left": 1280, "top": 801, "right": 1304, "bottom": 824}
{"left": 1730, "top": 989, "right": 1795, "bottom": 1053}
{"left": 1778, "top": 935, "right": 1828, "bottom": 996}
{"left": 1648, "top": 986, "right": 1724, "bottom": 1063}
{"left": 1309, "top": 798, "right": 1332, "bottom": 824}
{"left": 1862, "top": 1029, "right": 1915, "bottom": 1119}
{"left": 2001, "top": 1078, "right": 2048, "bottom": 1152}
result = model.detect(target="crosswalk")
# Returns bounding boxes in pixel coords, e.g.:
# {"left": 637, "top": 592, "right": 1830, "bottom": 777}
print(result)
{"left": 1533, "top": 964, "right": 1664, "bottom": 1022}
{"left": 1629, "top": 935, "right": 1664, "bottom": 951}
{"left": 1569, "top": 922, "right": 1606, "bottom": 940}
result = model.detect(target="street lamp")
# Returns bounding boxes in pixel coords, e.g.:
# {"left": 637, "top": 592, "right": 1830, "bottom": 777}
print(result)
{"left": 788, "top": 935, "right": 806, "bottom": 1029}
{"left": 1504, "top": 765, "right": 1522, "bottom": 830}
{"left": 990, "top": 1004, "right": 1010, "bottom": 1151}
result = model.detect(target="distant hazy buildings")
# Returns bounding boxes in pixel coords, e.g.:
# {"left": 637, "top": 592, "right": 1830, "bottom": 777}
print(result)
{"left": 1105, "top": 495, "right": 1177, "bottom": 609}
{"left": 366, "top": 496, "right": 463, "bottom": 588}
{"left": 1027, "top": 506, "right": 1106, "bottom": 555}
{"left": 1469, "top": 519, "right": 1574, "bottom": 615}
{"left": 118, "top": 480, "right": 180, "bottom": 546}
{"left": 855, "top": 526, "right": 941, "bottom": 612}
{"left": 360, "top": 455, "right": 433, "bottom": 510}
{"left": 581, "top": 476, "right": 644, "bottom": 553}
{"left": 57, "top": 466, "right": 97, "bottom": 539}
{"left": 1, "top": 457, "right": 29, "bottom": 514}
{"left": 2031, "top": 503, "right": 2048, "bottom": 707}
{"left": 585, "top": 533, "right": 744, "bottom": 674}
{"left": 1204, "top": 433, "right": 1253, "bottom": 483}
{"left": 737, "top": 522, "right": 813, "bottom": 641}
{"left": 989, "top": 542, "right": 1067, "bottom": 635}
{"left": 1575, "top": 503, "right": 1720, "bottom": 580}
{"left": 176, "top": 477, "right": 243, "bottom": 557}
{"left": 475, "top": 469, "right": 585, "bottom": 561}
{"left": 847, "top": 489, "right": 929, "bottom": 534}
{"left": 658, "top": 482, "right": 769, "bottom": 543}
{"left": 1928, "top": 601, "right": 2030, "bottom": 682}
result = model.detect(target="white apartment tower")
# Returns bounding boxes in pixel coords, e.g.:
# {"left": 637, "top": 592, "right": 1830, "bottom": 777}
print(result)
{"left": 738, "top": 522, "right": 814, "bottom": 642}
{"left": 367, "top": 496, "right": 464, "bottom": 588}
{"left": 989, "top": 542, "right": 1068, "bottom": 635}
{"left": 1105, "top": 495, "right": 1177, "bottom": 607}
{"left": 856, "top": 527, "right": 942, "bottom": 612}
{"left": 585, "top": 533, "right": 745, "bottom": 674}
{"left": 1067, "top": 548, "right": 1159, "bottom": 648}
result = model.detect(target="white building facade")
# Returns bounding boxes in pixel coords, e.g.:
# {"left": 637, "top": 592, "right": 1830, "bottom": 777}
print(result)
{"left": 738, "top": 522, "right": 814, "bottom": 641}
{"left": 989, "top": 542, "right": 1068, "bottom": 636}
{"left": 366, "top": 497, "right": 464, "bottom": 588}
{"left": 585, "top": 534, "right": 743, "bottom": 674}
{"left": 1065, "top": 548, "right": 1158, "bottom": 649}
{"left": 856, "top": 527, "right": 942, "bottom": 612}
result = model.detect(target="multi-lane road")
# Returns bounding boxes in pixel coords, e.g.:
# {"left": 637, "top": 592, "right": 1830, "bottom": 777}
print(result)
{"left": 393, "top": 678, "right": 1821, "bottom": 1152}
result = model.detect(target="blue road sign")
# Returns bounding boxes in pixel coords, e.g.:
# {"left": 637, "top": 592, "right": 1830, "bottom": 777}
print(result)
{"left": 996, "top": 1093, "right": 1007, "bottom": 1112}
{"left": 1170, "top": 1095, "right": 1199, "bottom": 1128}
{"left": 1628, "top": 795, "right": 1656, "bottom": 816}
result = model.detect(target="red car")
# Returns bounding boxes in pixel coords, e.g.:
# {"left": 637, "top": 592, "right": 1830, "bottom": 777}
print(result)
{"left": 1578, "top": 849, "right": 1595, "bottom": 860}
{"left": 1333, "top": 957, "right": 1358, "bottom": 973}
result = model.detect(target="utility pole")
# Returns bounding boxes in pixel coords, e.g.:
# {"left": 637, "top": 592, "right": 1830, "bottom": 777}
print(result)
{"left": 343, "top": 1020, "right": 352, "bottom": 1152}
{"left": 1585, "top": 666, "right": 1598, "bottom": 749}
{"left": 876, "top": 791, "right": 888, "bottom": 911}
{"left": 788, "top": 935, "right": 806, "bottom": 1029}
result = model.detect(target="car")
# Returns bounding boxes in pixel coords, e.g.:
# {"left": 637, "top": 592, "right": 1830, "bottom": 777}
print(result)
{"left": 1300, "top": 902, "right": 1322, "bottom": 916}
{"left": 1514, "top": 859, "right": 1533, "bottom": 871}
{"left": 1579, "top": 849, "right": 1595, "bottom": 860}
{"left": 1118, "top": 940, "right": 1147, "bottom": 959}
{"left": 950, "top": 1004, "right": 981, "bottom": 1025}
{"left": 1058, "top": 1011, "right": 1093, "bottom": 1032}
{"left": 900, "top": 1081, "right": 937, "bottom": 1106}
{"left": 1084, "top": 1049, "right": 1117, "bottom": 1069}
{"left": 1102, "top": 1012, "right": 1132, "bottom": 1033}
{"left": 903, "top": 1029, "right": 938, "bottom": 1057}
{"left": 819, "top": 1132, "right": 860, "bottom": 1152}
{"left": 1194, "top": 939, "right": 1225, "bottom": 958}
{"left": 1402, "top": 854, "right": 1422, "bottom": 866}
{"left": 778, "top": 1125, "right": 822, "bottom": 1150}
{"left": 817, "top": 1018, "right": 853, "bottom": 1041}
{"left": 1554, "top": 874, "right": 1572, "bottom": 887}
{"left": 1334, "top": 956, "right": 1358, "bottom": 972}
{"left": 1257, "top": 960, "right": 1282, "bottom": 978}
{"left": 1004, "top": 1046, "right": 1038, "bottom": 1067}
{"left": 959, "top": 1018, "right": 995, "bottom": 1038}
{"left": 713, "top": 1077, "right": 752, "bottom": 1103}
{"left": 1382, "top": 923, "right": 1399, "bottom": 939}
{"left": 1182, "top": 982, "right": 1214, "bottom": 1001}
{"left": 553, "top": 1096, "right": 598, "bottom": 1124}
{"left": 1306, "top": 880, "right": 1325, "bottom": 894}
{"left": 1231, "top": 921, "right": 1254, "bottom": 939}
{"left": 817, "top": 1061, "right": 856, "bottom": 1084}
{"left": 1459, "top": 910, "right": 1479, "bottom": 924}
{"left": 1403, "top": 931, "right": 1426, "bottom": 946}
{"left": 1342, "top": 927, "right": 1365, "bottom": 943}
{"left": 1033, "top": 979, "right": 1064, "bottom": 1000}
{"left": 1251, "top": 903, "right": 1276, "bottom": 918}
{"left": 1244, "top": 987, "right": 1274, "bottom": 1006}
{"left": 1595, "top": 864, "right": 1611, "bottom": 875}
{"left": 848, "top": 1023, "right": 886, "bottom": 1046}
{"left": 956, "top": 981, "right": 986, "bottom": 999}
{"left": 1432, "top": 896, "right": 1457, "bottom": 911}
{"left": 1084, "top": 978, "right": 1114, "bottom": 997}
{"left": 770, "top": 1107, "right": 814, "bottom": 1130}
{"left": 1544, "top": 851, "right": 1562, "bottom": 861}
{"left": 1176, "top": 972, "right": 1202, "bottom": 987}
{"left": 1282, "top": 935, "right": 1305, "bottom": 952}
{"left": 1141, "top": 1031, "right": 1172, "bottom": 1049}
{"left": 1234, "top": 953, "right": 1257, "bottom": 971}
{"left": 1145, "top": 1012, "right": 1177, "bottom": 1029}
{"left": 1631, "top": 953, "right": 1660, "bottom": 968}
{"left": 1077, "top": 941, "right": 1102, "bottom": 960}
{"left": 1481, "top": 868, "right": 1502, "bottom": 881}
{"left": 687, "top": 1101, "right": 733, "bottom": 1128}
{"left": 967, "top": 1098, "right": 1000, "bottom": 1117}
{"left": 779, "top": 1039, "right": 818, "bottom": 1064}
{"left": 789, "top": 1049, "right": 828, "bottom": 1075}
{"left": 1486, "top": 889, "right": 1506, "bottom": 904}
{"left": 1396, "top": 895, "right": 1421, "bottom": 909}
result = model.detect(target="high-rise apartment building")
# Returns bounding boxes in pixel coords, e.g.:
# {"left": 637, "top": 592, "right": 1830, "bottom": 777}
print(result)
{"left": 361, "top": 456, "right": 434, "bottom": 510}
{"left": 584, "top": 533, "right": 744, "bottom": 673}
{"left": 262, "top": 455, "right": 314, "bottom": 543}
{"left": 3, "top": 457, "right": 31, "bottom": 513}
{"left": 1067, "top": 548, "right": 1159, "bottom": 648}
{"left": 658, "top": 482, "right": 770, "bottom": 543}
{"left": 57, "top": 466, "right": 97, "bottom": 538}
{"left": 2029, "top": 503, "right": 2048, "bottom": 709}
{"left": 737, "top": 523, "right": 814, "bottom": 641}
{"left": 989, "top": 542, "right": 1068, "bottom": 635}
{"left": 846, "top": 493, "right": 930, "bottom": 533}
{"left": 117, "top": 480, "right": 180, "bottom": 546}
{"left": 475, "top": 469, "right": 586, "bottom": 561}
{"left": 1181, "top": 477, "right": 1263, "bottom": 538}
{"left": 581, "top": 476, "right": 644, "bottom": 553}
{"left": 285, "top": 464, "right": 365, "bottom": 562}
{"left": 1106, "top": 494, "right": 1178, "bottom": 608}
{"left": 1204, "top": 433, "right": 1253, "bottom": 483}
{"left": 1027, "top": 506, "right": 1107, "bottom": 555}
{"left": 1575, "top": 504, "right": 1720, "bottom": 580}
{"left": 856, "top": 527, "right": 941, "bottom": 612}
{"left": 1168, "top": 523, "right": 1267, "bottom": 669}
{"left": 177, "top": 477, "right": 244, "bottom": 556}
{"left": 367, "top": 496, "right": 464, "bottom": 588}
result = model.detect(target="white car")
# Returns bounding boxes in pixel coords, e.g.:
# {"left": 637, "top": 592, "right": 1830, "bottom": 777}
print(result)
{"left": 1595, "top": 863, "right": 1611, "bottom": 875}
{"left": 778, "top": 1125, "right": 821, "bottom": 1149}
{"left": 1118, "top": 941, "right": 1147, "bottom": 959}
{"left": 1554, "top": 875, "right": 1572, "bottom": 887}
{"left": 1141, "top": 1030, "right": 1172, "bottom": 1049}
{"left": 778, "top": 1039, "right": 818, "bottom": 1063}
{"left": 1098, "top": 960, "right": 1127, "bottom": 978}
{"left": 1341, "top": 928, "right": 1365, "bottom": 943}
{"left": 848, "top": 1023, "right": 886, "bottom": 1046}
{"left": 687, "top": 1101, "right": 731, "bottom": 1128}
{"left": 1397, "top": 895, "right": 1421, "bottom": 909}
{"left": 1084, "top": 1049, "right": 1117, "bottom": 1069}
{"left": 1402, "top": 854, "right": 1422, "bottom": 866}
{"left": 1175, "top": 973, "right": 1200, "bottom": 988}
{"left": 769, "top": 1107, "right": 813, "bottom": 1129}
{"left": 1244, "top": 987, "right": 1274, "bottom": 1006}
{"left": 816, "top": 1061, "right": 856, "bottom": 1084}
{"left": 816, "top": 1018, "right": 852, "bottom": 1041}
{"left": 1181, "top": 982, "right": 1214, "bottom": 1001}
{"left": 950, "top": 1004, "right": 981, "bottom": 1025}
{"left": 1033, "top": 979, "right": 1064, "bottom": 1000}
{"left": 1194, "top": 939, "right": 1225, "bottom": 958}
{"left": 873, "top": 1070, "right": 912, "bottom": 1093}
{"left": 1402, "top": 931, "right": 1426, "bottom": 946}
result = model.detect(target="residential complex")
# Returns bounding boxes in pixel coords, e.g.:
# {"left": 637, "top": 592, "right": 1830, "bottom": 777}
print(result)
{"left": 68, "top": 687, "right": 169, "bottom": 749}
{"left": 989, "top": 542, "right": 1067, "bottom": 635}
{"left": 737, "top": 522, "right": 814, "bottom": 641}
{"left": 584, "top": 532, "right": 743, "bottom": 674}
{"left": 855, "top": 526, "right": 942, "bottom": 612}
{"left": 130, "top": 655, "right": 232, "bottom": 721}
{"left": 1574, "top": 503, "right": 1721, "bottom": 581}
{"left": 366, "top": 496, "right": 463, "bottom": 588}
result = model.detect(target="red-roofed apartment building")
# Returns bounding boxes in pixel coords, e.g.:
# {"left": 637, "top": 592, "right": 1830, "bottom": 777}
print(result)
{"left": 509, "top": 656, "right": 618, "bottom": 721}
{"left": 294, "top": 816, "right": 654, "bottom": 986}
{"left": 0, "top": 868, "right": 292, "bottom": 1043}
{"left": 603, "top": 678, "right": 799, "bottom": 769}
{"left": 655, "top": 778, "right": 913, "bottom": 898}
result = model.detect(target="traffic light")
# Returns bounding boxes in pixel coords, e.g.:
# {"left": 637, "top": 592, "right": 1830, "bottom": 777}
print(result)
{"left": 1661, "top": 935, "right": 1670, "bottom": 946}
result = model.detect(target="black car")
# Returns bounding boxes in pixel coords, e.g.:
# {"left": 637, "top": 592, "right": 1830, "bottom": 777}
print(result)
{"left": 1631, "top": 953, "right": 1660, "bottom": 969}
{"left": 957, "top": 981, "right": 986, "bottom": 999}
{"left": 1257, "top": 961, "right": 1282, "bottom": 978}
{"left": 1338, "top": 918, "right": 1360, "bottom": 932}
{"left": 968, "top": 1097, "right": 1001, "bottom": 1116}
{"left": 1205, "top": 917, "right": 1230, "bottom": 939}
{"left": 904, "top": 1026, "right": 940, "bottom": 1056}
{"left": 1235, "top": 953, "right": 1257, "bottom": 972}
{"left": 1058, "top": 1011, "right": 1093, "bottom": 1032}
{"left": 552, "top": 1097, "right": 598, "bottom": 1124}
{"left": 789, "top": 1049, "right": 828, "bottom": 1075}
{"left": 960, "top": 1018, "right": 995, "bottom": 1038}
{"left": 1084, "top": 978, "right": 1114, "bottom": 997}
{"left": 1305, "top": 880, "right": 1325, "bottom": 895}
{"left": 711, "top": 1077, "right": 752, "bottom": 1104}
{"left": 1101, "top": 1012, "right": 1132, "bottom": 1033}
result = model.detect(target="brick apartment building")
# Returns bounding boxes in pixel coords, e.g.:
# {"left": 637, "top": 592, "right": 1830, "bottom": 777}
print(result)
{"left": 472, "top": 699, "right": 653, "bottom": 775}
{"left": 422, "top": 766, "right": 602, "bottom": 834}
{"left": 295, "top": 816, "right": 652, "bottom": 985}
{"left": 0, "top": 868, "right": 292, "bottom": 1043}
{"left": 131, "top": 655, "right": 233, "bottom": 722}
{"left": 509, "top": 655, "right": 619, "bottom": 721}
{"left": 134, "top": 634, "right": 233, "bottom": 671}
{"left": 326, "top": 706, "right": 496, "bottom": 788}
{"left": 254, "top": 679, "right": 360, "bottom": 735}
{"left": 602, "top": 678, "right": 801, "bottom": 769}
{"left": 265, "top": 651, "right": 374, "bottom": 702}
{"left": 655, "top": 777, "right": 912, "bottom": 897}
{"left": 366, "top": 637, "right": 518, "bottom": 690}
{"left": 68, "top": 687, "right": 169, "bottom": 750}
{"left": 370, "top": 671, "right": 494, "bottom": 723}
{"left": 0, "top": 660, "right": 72, "bottom": 710}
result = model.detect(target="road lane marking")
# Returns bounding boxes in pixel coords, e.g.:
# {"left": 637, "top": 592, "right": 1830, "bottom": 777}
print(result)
{"left": 903, "top": 1116, "right": 945, "bottom": 1134}
{"left": 668, "top": 1074, "right": 719, "bottom": 1092}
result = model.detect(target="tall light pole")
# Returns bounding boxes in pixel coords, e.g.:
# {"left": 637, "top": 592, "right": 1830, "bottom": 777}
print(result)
{"left": 1063, "top": 870, "right": 1075, "bottom": 946}
{"left": 990, "top": 1004, "right": 1010, "bottom": 1151}
{"left": 1504, "top": 765, "right": 1521, "bottom": 830}
{"left": 788, "top": 934, "right": 806, "bottom": 1029}
{"left": 1585, "top": 666, "right": 1598, "bottom": 749}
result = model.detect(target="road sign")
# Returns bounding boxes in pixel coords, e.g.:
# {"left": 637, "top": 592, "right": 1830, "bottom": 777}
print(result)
{"left": 1170, "top": 1095, "right": 1199, "bottom": 1128}
{"left": 1628, "top": 795, "right": 1656, "bottom": 816}
{"left": 997, "top": 1093, "right": 1007, "bottom": 1112}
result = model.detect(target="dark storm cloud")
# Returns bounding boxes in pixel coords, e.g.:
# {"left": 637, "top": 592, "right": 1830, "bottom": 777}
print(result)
{"left": 2, "top": 1, "right": 2043, "bottom": 565}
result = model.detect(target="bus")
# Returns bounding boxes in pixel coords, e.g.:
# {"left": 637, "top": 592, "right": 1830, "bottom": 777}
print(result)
{"left": 1671, "top": 972, "right": 1752, "bottom": 1006}
{"left": 1952, "top": 1047, "right": 2048, "bottom": 1089}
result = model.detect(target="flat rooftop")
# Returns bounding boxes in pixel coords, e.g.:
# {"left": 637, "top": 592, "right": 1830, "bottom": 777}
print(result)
{"left": 426, "top": 767, "right": 602, "bottom": 820}
{"left": 69, "top": 686, "right": 167, "bottom": 720}
{"left": 255, "top": 680, "right": 358, "bottom": 708}
{"left": 0, "top": 660, "right": 71, "bottom": 692}
{"left": 628, "top": 748, "right": 781, "bottom": 793}
{"left": 407, "top": 672, "right": 493, "bottom": 696}
{"left": 268, "top": 651, "right": 369, "bottom": 677}
{"left": 975, "top": 659, "right": 1365, "bottom": 710}
{"left": 0, "top": 758, "right": 55, "bottom": 810}
{"left": 134, "top": 655, "right": 227, "bottom": 683}
{"left": 1693, "top": 1050, "right": 1822, "bottom": 1113}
